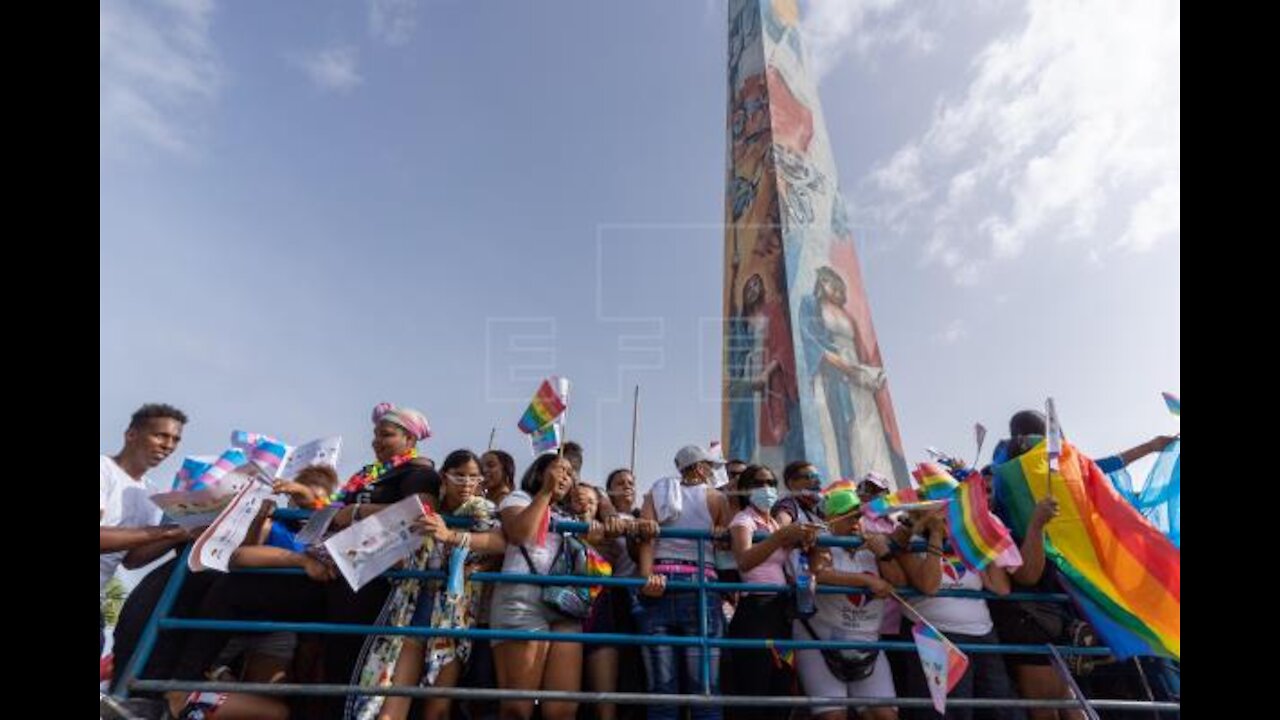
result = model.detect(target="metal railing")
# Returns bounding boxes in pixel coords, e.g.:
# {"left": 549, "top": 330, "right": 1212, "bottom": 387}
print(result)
{"left": 111, "top": 514, "right": 1178, "bottom": 716}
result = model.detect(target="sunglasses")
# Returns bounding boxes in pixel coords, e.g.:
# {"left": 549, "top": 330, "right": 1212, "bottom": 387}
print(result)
{"left": 445, "top": 473, "right": 484, "bottom": 486}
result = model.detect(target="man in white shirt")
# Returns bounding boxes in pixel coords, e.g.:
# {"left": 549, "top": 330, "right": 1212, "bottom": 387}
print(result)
{"left": 100, "top": 403, "right": 192, "bottom": 654}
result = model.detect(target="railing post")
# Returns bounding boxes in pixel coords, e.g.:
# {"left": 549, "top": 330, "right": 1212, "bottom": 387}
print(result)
{"left": 1046, "top": 643, "right": 1101, "bottom": 720}
{"left": 697, "top": 535, "right": 711, "bottom": 695}
{"left": 113, "top": 545, "right": 193, "bottom": 699}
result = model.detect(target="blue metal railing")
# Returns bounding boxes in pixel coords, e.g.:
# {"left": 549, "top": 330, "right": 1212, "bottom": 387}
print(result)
{"left": 112, "top": 511, "right": 1170, "bottom": 714}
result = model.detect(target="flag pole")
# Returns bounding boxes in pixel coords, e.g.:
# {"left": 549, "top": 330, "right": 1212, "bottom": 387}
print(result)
{"left": 972, "top": 423, "right": 987, "bottom": 469}
{"left": 558, "top": 380, "right": 570, "bottom": 458}
{"left": 629, "top": 385, "right": 640, "bottom": 474}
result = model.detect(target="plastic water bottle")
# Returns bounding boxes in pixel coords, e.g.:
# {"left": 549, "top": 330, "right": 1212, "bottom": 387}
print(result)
{"left": 792, "top": 550, "right": 816, "bottom": 618}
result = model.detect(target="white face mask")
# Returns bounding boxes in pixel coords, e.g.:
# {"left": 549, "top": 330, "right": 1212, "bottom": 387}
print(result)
{"left": 712, "top": 464, "right": 729, "bottom": 488}
{"left": 749, "top": 486, "right": 778, "bottom": 513}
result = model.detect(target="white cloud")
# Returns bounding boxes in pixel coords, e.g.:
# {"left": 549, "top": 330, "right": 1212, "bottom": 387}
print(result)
{"left": 295, "top": 46, "right": 363, "bottom": 92}
{"left": 1119, "top": 179, "right": 1179, "bottom": 252}
{"left": 800, "top": 0, "right": 938, "bottom": 79}
{"left": 369, "top": 0, "right": 418, "bottom": 46}
{"left": 859, "top": 0, "right": 1180, "bottom": 283}
{"left": 934, "top": 319, "right": 968, "bottom": 345}
{"left": 100, "top": 0, "right": 223, "bottom": 158}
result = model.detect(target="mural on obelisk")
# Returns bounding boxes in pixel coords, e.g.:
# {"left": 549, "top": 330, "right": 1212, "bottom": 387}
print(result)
{"left": 723, "top": 0, "right": 909, "bottom": 487}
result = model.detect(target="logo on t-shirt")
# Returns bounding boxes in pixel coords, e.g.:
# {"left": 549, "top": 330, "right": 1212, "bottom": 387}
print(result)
{"left": 941, "top": 558, "right": 967, "bottom": 583}
{"left": 846, "top": 573, "right": 875, "bottom": 606}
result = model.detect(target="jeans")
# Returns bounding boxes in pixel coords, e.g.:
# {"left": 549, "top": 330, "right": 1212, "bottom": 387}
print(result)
{"left": 635, "top": 581, "right": 724, "bottom": 720}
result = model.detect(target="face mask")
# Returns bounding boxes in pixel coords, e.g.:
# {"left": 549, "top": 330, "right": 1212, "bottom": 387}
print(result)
{"left": 749, "top": 486, "right": 778, "bottom": 512}
{"left": 711, "top": 464, "right": 729, "bottom": 488}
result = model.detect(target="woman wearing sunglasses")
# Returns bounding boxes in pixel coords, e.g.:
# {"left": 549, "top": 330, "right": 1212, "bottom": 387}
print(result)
{"left": 350, "top": 449, "right": 507, "bottom": 720}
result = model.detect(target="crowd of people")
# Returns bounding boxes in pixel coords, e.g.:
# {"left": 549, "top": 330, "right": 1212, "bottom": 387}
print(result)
{"left": 101, "top": 402, "right": 1178, "bottom": 720}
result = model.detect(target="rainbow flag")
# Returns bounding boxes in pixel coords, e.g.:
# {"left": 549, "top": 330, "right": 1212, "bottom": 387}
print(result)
{"left": 993, "top": 440, "right": 1179, "bottom": 659}
{"left": 517, "top": 377, "right": 569, "bottom": 434}
{"left": 1162, "top": 391, "right": 1180, "bottom": 417}
{"left": 768, "top": 643, "right": 796, "bottom": 672}
{"left": 863, "top": 486, "right": 936, "bottom": 518}
{"left": 584, "top": 547, "right": 613, "bottom": 600}
{"left": 823, "top": 478, "right": 858, "bottom": 496}
{"left": 912, "top": 622, "right": 969, "bottom": 715}
{"left": 945, "top": 471, "right": 1021, "bottom": 571}
{"left": 913, "top": 462, "right": 960, "bottom": 500}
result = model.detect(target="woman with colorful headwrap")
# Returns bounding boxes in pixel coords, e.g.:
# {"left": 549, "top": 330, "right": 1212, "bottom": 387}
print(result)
{"left": 322, "top": 402, "right": 441, "bottom": 715}
{"left": 330, "top": 402, "right": 437, "bottom": 526}
{"left": 794, "top": 481, "right": 904, "bottom": 720}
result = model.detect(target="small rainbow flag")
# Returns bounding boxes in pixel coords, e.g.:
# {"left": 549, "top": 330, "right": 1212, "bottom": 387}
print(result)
{"left": 584, "top": 548, "right": 613, "bottom": 600}
{"left": 823, "top": 478, "right": 858, "bottom": 496}
{"left": 864, "top": 486, "right": 928, "bottom": 518}
{"left": 1161, "top": 392, "right": 1180, "bottom": 417}
{"left": 913, "top": 462, "right": 960, "bottom": 500}
{"left": 517, "top": 377, "right": 569, "bottom": 434}
{"left": 912, "top": 622, "right": 969, "bottom": 715}
{"left": 945, "top": 471, "right": 1021, "bottom": 571}
{"left": 768, "top": 642, "right": 796, "bottom": 672}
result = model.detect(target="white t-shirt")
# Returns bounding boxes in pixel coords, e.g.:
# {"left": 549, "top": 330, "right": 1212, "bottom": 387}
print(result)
{"left": 498, "top": 491, "right": 563, "bottom": 575}
{"left": 100, "top": 455, "right": 163, "bottom": 592}
{"left": 908, "top": 550, "right": 993, "bottom": 636}
{"left": 801, "top": 546, "right": 886, "bottom": 642}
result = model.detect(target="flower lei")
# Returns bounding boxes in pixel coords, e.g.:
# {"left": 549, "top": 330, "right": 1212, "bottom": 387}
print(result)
{"left": 451, "top": 496, "right": 494, "bottom": 526}
{"left": 331, "top": 448, "right": 419, "bottom": 504}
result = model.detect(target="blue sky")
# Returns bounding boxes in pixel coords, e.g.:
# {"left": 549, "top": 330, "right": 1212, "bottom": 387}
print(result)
{"left": 101, "top": 0, "right": 1180, "bottom": 493}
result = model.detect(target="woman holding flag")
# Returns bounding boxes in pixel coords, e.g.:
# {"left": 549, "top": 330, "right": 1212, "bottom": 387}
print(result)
{"left": 895, "top": 503, "right": 1025, "bottom": 720}
{"left": 349, "top": 449, "right": 508, "bottom": 720}
{"left": 492, "top": 451, "right": 601, "bottom": 720}
{"left": 794, "top": 481, "right": 903, "bottom": 720}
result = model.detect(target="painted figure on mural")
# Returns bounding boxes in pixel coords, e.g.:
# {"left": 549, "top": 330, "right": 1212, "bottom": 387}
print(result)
{"left": 727, "top": 243, "right": 799, "bottom": 467}
{"left": 799, "top": 265, "right": 892, "bottom": 481}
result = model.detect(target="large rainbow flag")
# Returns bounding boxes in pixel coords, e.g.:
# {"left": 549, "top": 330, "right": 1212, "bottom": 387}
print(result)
{"left": 993, "top": 440, "right": 1180, "bottom": 659}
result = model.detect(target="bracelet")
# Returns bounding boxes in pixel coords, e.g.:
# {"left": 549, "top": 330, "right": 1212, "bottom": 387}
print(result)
{"left": 926, "top": 545, "right": 944, "bottom": 557}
